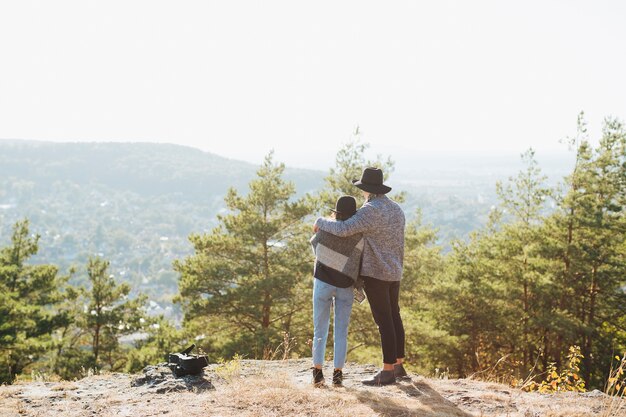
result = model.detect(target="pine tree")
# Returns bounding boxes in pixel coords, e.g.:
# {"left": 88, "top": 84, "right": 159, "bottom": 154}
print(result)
{"left": 399, "top": 211, "right": 453, "bottom": 374}
{"left": 175, "top": 152, "right": 313, "bottom": 358}
{"left": 0, "top": 220, "right": 67, "bottom": 383}
{"left": 49, "top": 257, "right": 157, "bottom": 376}
{"left": 49, "top": 283, "right": 90, "bottom": 380}
{"left": 542, "top": 114, "right": 626, "bottom": 386}
{"left": 83, "top": 257, "right": 148, "bottom": 370}
{"left": 494, "top": 149, "right": 553, "bottom": 372}
{"left": 440, "top": 149, "right": 555, "bottom": 378}
{"left": 443, "top": 222, "right": 511, "bottom": 375}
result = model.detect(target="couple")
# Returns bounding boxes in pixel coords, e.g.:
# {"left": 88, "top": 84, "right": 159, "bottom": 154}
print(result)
{"left": 310, "top": 167, "right": 406, "bottom": 387}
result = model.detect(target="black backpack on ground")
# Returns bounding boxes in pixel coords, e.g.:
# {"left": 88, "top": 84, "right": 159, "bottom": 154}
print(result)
{"left": 166, "top": 344, "right": 209, "bottom": 377}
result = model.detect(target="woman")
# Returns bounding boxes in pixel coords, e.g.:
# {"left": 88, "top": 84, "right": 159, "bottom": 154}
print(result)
{"left": 310, "top": 195, "right": 364, "bottom": 386}
{"left": 314, "top": 167, "right": 406, "bottom": 386}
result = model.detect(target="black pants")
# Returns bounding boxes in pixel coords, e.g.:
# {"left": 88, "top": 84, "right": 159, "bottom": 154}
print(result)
{"left": 362, "top": 276, "right": 405, "bottom": 365}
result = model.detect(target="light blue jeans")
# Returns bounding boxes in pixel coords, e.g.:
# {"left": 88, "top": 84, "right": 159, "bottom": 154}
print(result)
{"left": 312, "top": 278, "right": 354, "bottom": 369}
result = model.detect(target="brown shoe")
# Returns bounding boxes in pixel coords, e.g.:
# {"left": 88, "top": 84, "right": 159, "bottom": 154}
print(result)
{"left": 362, "top": 370, "right": 396, "bottom": 386}
{"left": 312, "top": 368, "right": 324, "bottom": 386}
{"left": 332, "top": 369, "right": 343, "bottom": 386}
{"left": 394, "top": 363, "right": 408, "bottom": 378}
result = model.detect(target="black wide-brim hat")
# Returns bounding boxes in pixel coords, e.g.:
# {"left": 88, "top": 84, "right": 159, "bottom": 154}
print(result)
{"left": 352, "top": 167, "right": 392, "bottom": 194}
{"left": 330, "top": 195, "right": 357, "bottom": 217}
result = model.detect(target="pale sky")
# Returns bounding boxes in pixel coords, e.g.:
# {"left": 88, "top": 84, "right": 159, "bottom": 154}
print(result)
{"left": 1, "top": 1, "right": 625, "bottom": 168}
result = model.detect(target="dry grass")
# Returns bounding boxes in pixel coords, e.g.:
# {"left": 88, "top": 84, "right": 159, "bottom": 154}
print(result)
{"left": 0, "top": 385, "right": 18, "bottom": 398}
{"left": 599, "top": 353, "right": 626, "bottom": 417}
{"left": 50, "top": 381, "right": 79, "bottom": 391}
{"left": 213, "top": 374, "right": 374, "bottom": 416}
{"left": 0, "top": 385, "right": 22, "bottom": 416}
{"left": 212, "top": 370, "right": 471, "bottom": 417}
{"left": 541, "top": 411, "right": 600, "bottom": 417}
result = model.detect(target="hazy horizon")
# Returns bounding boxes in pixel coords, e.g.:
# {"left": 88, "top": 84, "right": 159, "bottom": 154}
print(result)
{"left": 1, "top": 1, "right": 625, "bottom": 169}
{"left": 0, "top": 137, "right": 576, "bottom": 182}
{"left": 0, "top": 130, "right": 585, "bottom": 170}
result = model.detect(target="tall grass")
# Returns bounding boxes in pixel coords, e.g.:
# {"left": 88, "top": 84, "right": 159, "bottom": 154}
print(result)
{"left": 600, "top": 353, "right": 626, "bottom": 417}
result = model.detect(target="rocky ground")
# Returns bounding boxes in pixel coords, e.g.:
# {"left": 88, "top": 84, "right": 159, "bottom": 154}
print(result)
{"left": 0, "top": 359, "right": 623, "bottom": 417}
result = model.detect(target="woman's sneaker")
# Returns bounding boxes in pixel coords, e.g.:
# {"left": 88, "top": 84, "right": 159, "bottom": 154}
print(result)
{"left": 312, "top": 368, "right": 324, "bottom": 386}
{"left": 332, "top": 369, "right": 343, "bottom": 386}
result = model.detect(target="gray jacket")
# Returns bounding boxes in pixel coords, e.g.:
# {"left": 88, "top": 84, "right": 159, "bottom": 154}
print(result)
{"left": 314, "top": 194, "right": 405, "bottom": 282}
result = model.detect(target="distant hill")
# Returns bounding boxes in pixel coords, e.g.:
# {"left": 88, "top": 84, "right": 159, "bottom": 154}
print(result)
{"left": 0, "top": 140, "right": 324, "bottom": 318}
{"left": 0, "top": 139, "right": 323, "bottom": 199}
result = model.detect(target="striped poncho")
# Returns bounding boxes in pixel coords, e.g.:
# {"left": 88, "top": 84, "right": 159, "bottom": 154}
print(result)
{"left": 310, "top": 229, "right": 364, "bottom": 282}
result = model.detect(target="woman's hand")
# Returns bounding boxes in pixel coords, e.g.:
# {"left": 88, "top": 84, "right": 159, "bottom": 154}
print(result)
{"left": 313, "top": 224, "right": 319, "bottom": 233}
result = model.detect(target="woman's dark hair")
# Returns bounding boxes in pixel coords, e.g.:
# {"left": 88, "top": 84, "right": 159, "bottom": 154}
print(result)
{"left": 334, "top": 207, "right": 358, "bottom": 221}
{"left": 334, "top": 211, "right": 352, "bottom": 221}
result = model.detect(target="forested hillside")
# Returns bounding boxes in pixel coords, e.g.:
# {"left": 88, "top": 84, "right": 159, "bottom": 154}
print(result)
{"left": 0, "top": 140, "right": 323, "bottom": 309}
{"left": 0, "top": 138, "right": 570, "bottom": 308}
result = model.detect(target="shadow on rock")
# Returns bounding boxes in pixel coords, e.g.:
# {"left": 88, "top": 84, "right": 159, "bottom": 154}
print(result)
{"left": 345, "top": 377, "right": 473, "bottom": 417}
{"left": 131, "top": 364, "right": 214, "bottom": 394}
{"left": 400, "top": 379, "right": 472, "bottom": 416}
